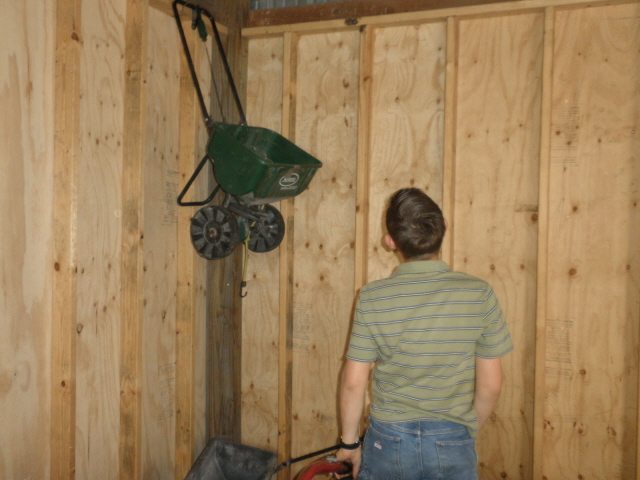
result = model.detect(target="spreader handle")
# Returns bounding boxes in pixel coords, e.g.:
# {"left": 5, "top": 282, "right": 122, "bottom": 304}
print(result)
{"left": 295, "top": 460, "right": 352, "bottom": 480}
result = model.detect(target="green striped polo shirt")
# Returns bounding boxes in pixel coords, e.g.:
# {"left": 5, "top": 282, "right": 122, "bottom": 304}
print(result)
{"left": 347, "top": 260, "right": 513, "bottom": 437}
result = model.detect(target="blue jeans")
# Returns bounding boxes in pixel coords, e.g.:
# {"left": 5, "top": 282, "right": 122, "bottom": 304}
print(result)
{"left": 357, "top": 417, "right": 478, "bottom": 480}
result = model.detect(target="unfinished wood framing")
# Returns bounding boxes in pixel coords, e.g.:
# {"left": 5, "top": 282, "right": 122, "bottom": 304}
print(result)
{"left": 366, "top": 20, "right": 447, "bottom": 283}
{"left": 1, "top": 2, "right": 55, "bottom": 480}
{"left": 3, "top": 0, "right": 214, "bottom": 478}
{"left": 244, "top": 0, "right": 634, "bottom": 37}
{"left": 4, "top": 0, "right": 640, "bottom": 479}
{"left": 243, "top": 1, "right": 640, "bottom": 479}
{"left": 277, "top": 31, "right": 298, "bottom": 480}
{"left": 119, "top": 0, "right": 149, "bottom": 478}
{"left": 204, "top": 0, "right": 248, "bottom": 446}
{"left": 51, "top": 0, "right": 82, "bottom": 478}
{"left": 249, "top": 0, "right": 521, "bottom": 27}
{"left": 543, "top": 4, "right": 640, "bottom": 478}
{"left": 289, "top": 28, "right": 359, "bottom": 476}
{"left": 75, "top": 0, "right": 126, "bottom": 477}
{"left": 453, "top": 12, "right": 542, "bottom": 478}
{"left": 175, "top": 20, "right": 199, "bottom": 480}
{"left": 441, "top": 15, "right": 458, "bottom": 266}
{"left": 353, "top": 25, "right": 374, "bottom": 293}
{"left": 532, "top": 7, "right": 555, "bottom": 479}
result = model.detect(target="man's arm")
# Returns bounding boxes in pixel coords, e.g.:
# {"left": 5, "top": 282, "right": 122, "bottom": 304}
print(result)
{"left": 335, "top": 359, "right": 371, "bottom": 478}
{"left": 474, "top": 356, "right": 504, "bottom": 429}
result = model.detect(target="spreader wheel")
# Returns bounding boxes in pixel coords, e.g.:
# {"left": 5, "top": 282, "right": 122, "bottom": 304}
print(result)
{"left": 191, "top": 205, "right": 239, "bottom": 259}
{"left": 248, "top": 204, "right": 285, "bottom": 253}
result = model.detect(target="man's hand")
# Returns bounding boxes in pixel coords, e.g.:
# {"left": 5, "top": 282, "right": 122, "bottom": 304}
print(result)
{"left": 334, "top": 446, "right": 362, "bottom": 479}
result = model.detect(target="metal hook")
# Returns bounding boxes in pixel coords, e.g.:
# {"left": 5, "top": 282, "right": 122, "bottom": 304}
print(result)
{"left": 240, "top": 281, "right": 247, "bottom": 298}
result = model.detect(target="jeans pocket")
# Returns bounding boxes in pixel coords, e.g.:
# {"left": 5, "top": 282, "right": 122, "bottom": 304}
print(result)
{"left": 435, "top": 438, "right": 478, "bottom": 480}
{"left": 358, "top": 423, "right": 402, "bottom": 480}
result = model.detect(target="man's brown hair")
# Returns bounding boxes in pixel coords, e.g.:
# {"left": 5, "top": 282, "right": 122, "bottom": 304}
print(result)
{"left": 385, "top": 188, "right": 446, "bottom": 259}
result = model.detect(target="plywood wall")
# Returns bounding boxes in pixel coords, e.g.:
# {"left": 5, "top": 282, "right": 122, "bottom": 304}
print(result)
{"left": 454, "top": 12, "right": 542, "bottom": 479}
{"left": 1, "top": 1, "right": 210, "bottom": 478}
{"left": 544, "top": 5, "right": 640, "bottom": 478}
{"left": 242, "top": 2, "right": 640, "bottom": 479}
{"left": 0, "top": 1, "right": 55, "bottom": 478}
{"left": 75, "top": 0, "right": 125, "bottom": 473}
{"left": 290, "top": 30, "right": 360, "bottom": 467}
{"left": 367, "top": 21, "right": 447, "bottom": 282}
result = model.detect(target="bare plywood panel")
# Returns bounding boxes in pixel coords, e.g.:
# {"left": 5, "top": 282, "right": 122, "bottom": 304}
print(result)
{"left": 74, "top": 0, "right": 125, "bottom": 478}
{"left": 454, "top": 12, "right": 543, "bottom": 479}
{"left": 290, "top": 30, "right": 360, "bottom": 469}
{"left": 0, "top": 2, "right": 54, "bottom": 479}
{"left": 543, "top": 4, "right": 640, "bottom": 479}
{"left": 141, "top": 8, "right": 181, "bottom": 478}
{"left": 241, "top": 36, "right": 285, "bottom": 451}
{"left": 366, "top": 22, "right": 447, "bottom": 283}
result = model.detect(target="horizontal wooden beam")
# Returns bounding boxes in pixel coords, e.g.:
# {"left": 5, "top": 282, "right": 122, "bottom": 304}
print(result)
{"left": 249, "top": 0, "right": 519, "bottom": 27}
{"left": 244, "top": 0, "right": 638, "bottom": 36}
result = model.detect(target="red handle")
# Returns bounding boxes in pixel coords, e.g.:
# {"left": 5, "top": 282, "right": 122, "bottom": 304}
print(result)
{"left": 296, "top": 460, "right": 352, "bottom": 480}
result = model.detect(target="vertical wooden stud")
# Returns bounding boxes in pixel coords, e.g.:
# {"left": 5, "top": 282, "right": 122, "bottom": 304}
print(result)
{"left": 442, "top": 16, "right": 458, "bottom": 266}
{"left": 206, "top": 237, "right": 243, "bottom": 441}
{"left": 277, "top": 31, "right": 297, "bottom": 480}
{"left": 205, "top": 0, "right": 247, "bottom": 444}
{"left": 175, "top": 20, "right": 199, "bottom": 480}
{"left": 119, "top": 0, "right": 149, "bottom": 479}
{"left": 51, "top": 0, "right": 81, "bottom": 478}
{"left": 354, "top": 26, "right": 374, "bottom": 293}
{"left": 533, "top": 7, "right": 554, "bottom": 480}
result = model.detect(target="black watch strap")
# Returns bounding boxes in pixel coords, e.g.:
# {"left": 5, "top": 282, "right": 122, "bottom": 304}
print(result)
{"left": 339, "top": 438, "right": 361, "bottom": 450}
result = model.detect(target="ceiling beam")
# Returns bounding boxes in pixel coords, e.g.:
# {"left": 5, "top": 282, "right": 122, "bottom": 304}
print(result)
{"left": 249, "top": 0, "right": 523, "bottom": 27}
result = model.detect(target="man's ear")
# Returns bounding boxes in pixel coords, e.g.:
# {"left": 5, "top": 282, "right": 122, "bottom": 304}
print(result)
{"left": 385, "top": 234, "right": 397, "bottom": 251}
{"left": 444, "top": 218, "right": 449, "bottom": 230}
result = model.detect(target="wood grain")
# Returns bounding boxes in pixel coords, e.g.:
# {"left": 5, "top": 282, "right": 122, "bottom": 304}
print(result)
{"left": 140, "top": 8, "right": 181, "bottom": 478}
{"left": 241, "top": 37, "right": 284, "bottom": 452}
{"left": 249, "top": 0, "right": 523, "bottom": 28}
{"left": 532, "top": 7, "right": 555, "bottom": 479}
{"left": 1, "top": 2, "right": 55, "bottom": 479}
{"left": 243, "top": 0, "right": 636, "bottom": 38}
{"left": 119, "top": 0, "right": 149, "bottom": 478}
{"left": 192, "top": 19, "right": 212, "bottom": 462}
{"left": 290, "top": 30, "right": 360, "bottom": 476}
{"left": 454, "top": 12, "right": 543, "bottom": 479}
{"left": 174, "top": 20, "right": 196, "bottom": 479}
{"left": 441, "top": 16, "right": 458, "bottom": 266}
{"left": 543, "top": 4, "right": 640, "bottom": 479}
{"left": 51, "top": 0, "right": 82, "bottom": 478}
{"left": 277, "top": 31, "right": 297, "bottom": 480}
{"left": 74, "top": 0, "right": 125, "bottom": 477}
{"left": 354, "top": 26, "right": 374, "bottom": 293}
{"left": 366, "top": 22, "right": 447, "bottom": 283}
